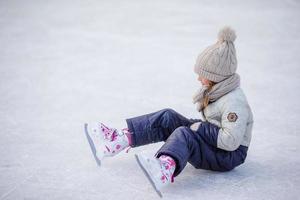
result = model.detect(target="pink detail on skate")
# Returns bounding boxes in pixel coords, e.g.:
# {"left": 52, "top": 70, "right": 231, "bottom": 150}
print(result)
{"left": 116, "top": 144, "right": 121, "bottom": 150}
{"left": 111, "top": 131, "right": 117, "bottom": 141}
{"left": 100, "top": 123, "right": 117, "bottom": 140}
{"left": 101, "top": 124, "right": 110, "bottom": 139}
{"left": 168, "top": 158, "right": 176, "bottom": 166}
{"left": 100, "top": 122, "right": 109, "bottom": 130}
{"left": 171, "top": 175, "right": 174, "bottom": 183}
{"left": 159, "top": 154, "right": 176, "bottom": 183}
{"left": 122, "top": 128, "right": 133, "bottom": 146}
{"left": 160, "top": 155, "right": 176, "bottom": 166}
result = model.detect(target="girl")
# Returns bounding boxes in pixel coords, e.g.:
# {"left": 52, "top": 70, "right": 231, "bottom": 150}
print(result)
{"left": 84, "top": 26, "right": 254, "bottom": 197}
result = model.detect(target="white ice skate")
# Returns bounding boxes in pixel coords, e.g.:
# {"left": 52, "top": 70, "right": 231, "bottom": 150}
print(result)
{"left": 84, "top": 122, "right": 130, "bottom": 166}
{"left": 135, "top": 153, "right": 173, "bottom": 198}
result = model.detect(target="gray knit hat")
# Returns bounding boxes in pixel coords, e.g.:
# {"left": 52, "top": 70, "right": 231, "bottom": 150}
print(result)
{"left": 194, "top": 26, "right": 237, "bottom": 83}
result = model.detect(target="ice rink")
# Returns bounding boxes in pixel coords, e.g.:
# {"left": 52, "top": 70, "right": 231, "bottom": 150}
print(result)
{"left": 1, "top": 0, "right": 300, "bottom": 199}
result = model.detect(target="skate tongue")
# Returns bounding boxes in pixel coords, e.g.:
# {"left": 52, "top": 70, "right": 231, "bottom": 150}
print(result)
{"left": 100, "top": 122, "right": 118, "bottom": 141}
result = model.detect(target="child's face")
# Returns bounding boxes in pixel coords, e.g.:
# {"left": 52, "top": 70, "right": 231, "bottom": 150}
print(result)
{"left": 197, "top": 75, "right": 211, "bottom": 86}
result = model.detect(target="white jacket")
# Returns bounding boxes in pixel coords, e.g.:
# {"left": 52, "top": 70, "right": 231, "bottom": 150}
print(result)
{"left": 191, "top": 87, "right": 254, "bottom": 151}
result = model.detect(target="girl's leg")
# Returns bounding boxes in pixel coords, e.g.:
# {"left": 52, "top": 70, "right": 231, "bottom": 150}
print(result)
{"left": 126, "top": 108, "right": 199, "bottom": 147}
{"left": 154, "top": 126, "right": 248, "bottom": 178}
{"left": 154, "top": 126, "right": 198, "bottom": 177}
{"left": 85, "top": 108, "right": 201, "bottom": 163}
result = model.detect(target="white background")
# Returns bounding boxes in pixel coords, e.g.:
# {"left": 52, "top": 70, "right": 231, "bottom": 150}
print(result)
{"left": 1, "top": 0, "right": 300, "bottom": 199}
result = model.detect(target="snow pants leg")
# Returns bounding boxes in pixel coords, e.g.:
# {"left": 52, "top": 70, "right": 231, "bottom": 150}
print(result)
{"left": 126, "top": 108, "right": 248, "bottom": 177}
{"left": 126, "top": 108, "right": 200, "bottom": 147}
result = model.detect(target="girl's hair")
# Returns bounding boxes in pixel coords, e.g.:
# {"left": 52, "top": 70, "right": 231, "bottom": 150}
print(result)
{"left": 202, "top": 80, "right": 216, "bottom": 109}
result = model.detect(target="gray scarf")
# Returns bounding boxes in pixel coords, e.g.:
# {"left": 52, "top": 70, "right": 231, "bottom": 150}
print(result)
{"left": 192, "top": 73, "right": 240, "bottom": 112}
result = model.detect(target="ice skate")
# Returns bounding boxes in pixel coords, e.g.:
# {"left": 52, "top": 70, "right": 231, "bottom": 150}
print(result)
{"left": 135, "top": 153, "right": 176, "bottom": 198}
{"left": 84, "top": 122, "right": 131, "bottom": 166}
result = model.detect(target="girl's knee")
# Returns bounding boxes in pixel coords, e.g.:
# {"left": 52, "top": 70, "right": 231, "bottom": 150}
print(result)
{"left": 162, "top": 108, "right": 177, "bottom": 116}
{"left": 159, "top": 108, "right": 179, "bottom": 122}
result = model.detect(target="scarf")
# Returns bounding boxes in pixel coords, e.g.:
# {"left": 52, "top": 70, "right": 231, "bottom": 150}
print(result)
{"left": 192, "top": 73, "right": 240, "bottom": 112}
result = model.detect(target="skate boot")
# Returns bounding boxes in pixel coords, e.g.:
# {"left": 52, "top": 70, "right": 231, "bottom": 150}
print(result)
{"left": 84, "top": 122, "right": 131, "bottom": 166}
{"left": 135, "top": 153, "right": 176, "bottom": 197}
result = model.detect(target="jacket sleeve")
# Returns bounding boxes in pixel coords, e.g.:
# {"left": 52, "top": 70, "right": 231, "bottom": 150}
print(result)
{"left": 217, "top": 102, "right": 249, "bottom": 151}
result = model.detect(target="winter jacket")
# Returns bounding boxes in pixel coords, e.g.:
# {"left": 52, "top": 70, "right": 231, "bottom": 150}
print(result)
{"left": 191, "top": 87, "right": 254, "bottom": 151}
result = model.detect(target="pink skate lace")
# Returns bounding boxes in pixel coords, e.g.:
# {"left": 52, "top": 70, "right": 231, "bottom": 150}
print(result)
{"left": 122, "top": 128, "right": 132, "bottom": 153}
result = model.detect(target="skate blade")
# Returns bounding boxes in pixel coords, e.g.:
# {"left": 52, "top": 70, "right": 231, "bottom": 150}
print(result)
{"left": 135, "top": 154, "right": 163, "bottom": 198}
{"left": 84, "top": 123, "right": 101, "bottom": 167}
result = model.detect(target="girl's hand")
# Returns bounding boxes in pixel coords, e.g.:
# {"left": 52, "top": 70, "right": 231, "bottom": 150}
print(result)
{"left": 190, "top": 122, "right": 202, "bottom": 132}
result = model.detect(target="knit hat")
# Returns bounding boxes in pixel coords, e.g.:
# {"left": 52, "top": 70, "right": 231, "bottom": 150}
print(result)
{"left": 194, "top": 26, "right": 237, "bottom": 83}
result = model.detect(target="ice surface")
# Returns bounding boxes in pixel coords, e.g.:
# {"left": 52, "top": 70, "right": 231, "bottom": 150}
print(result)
{"left": 1, "top": 0, "right": 300, "bottom": 199}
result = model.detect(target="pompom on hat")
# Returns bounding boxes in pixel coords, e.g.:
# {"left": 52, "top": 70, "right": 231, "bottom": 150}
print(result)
{"left": 194, "top": 26, "right": 238, "bottom": 83}
{"left": 217, "top": 26, "right": 236, "bottom": 43}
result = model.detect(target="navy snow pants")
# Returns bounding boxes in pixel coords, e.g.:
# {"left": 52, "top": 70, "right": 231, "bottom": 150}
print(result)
{"left": 126, "top": 108, "right": 248, "bottom": 177}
